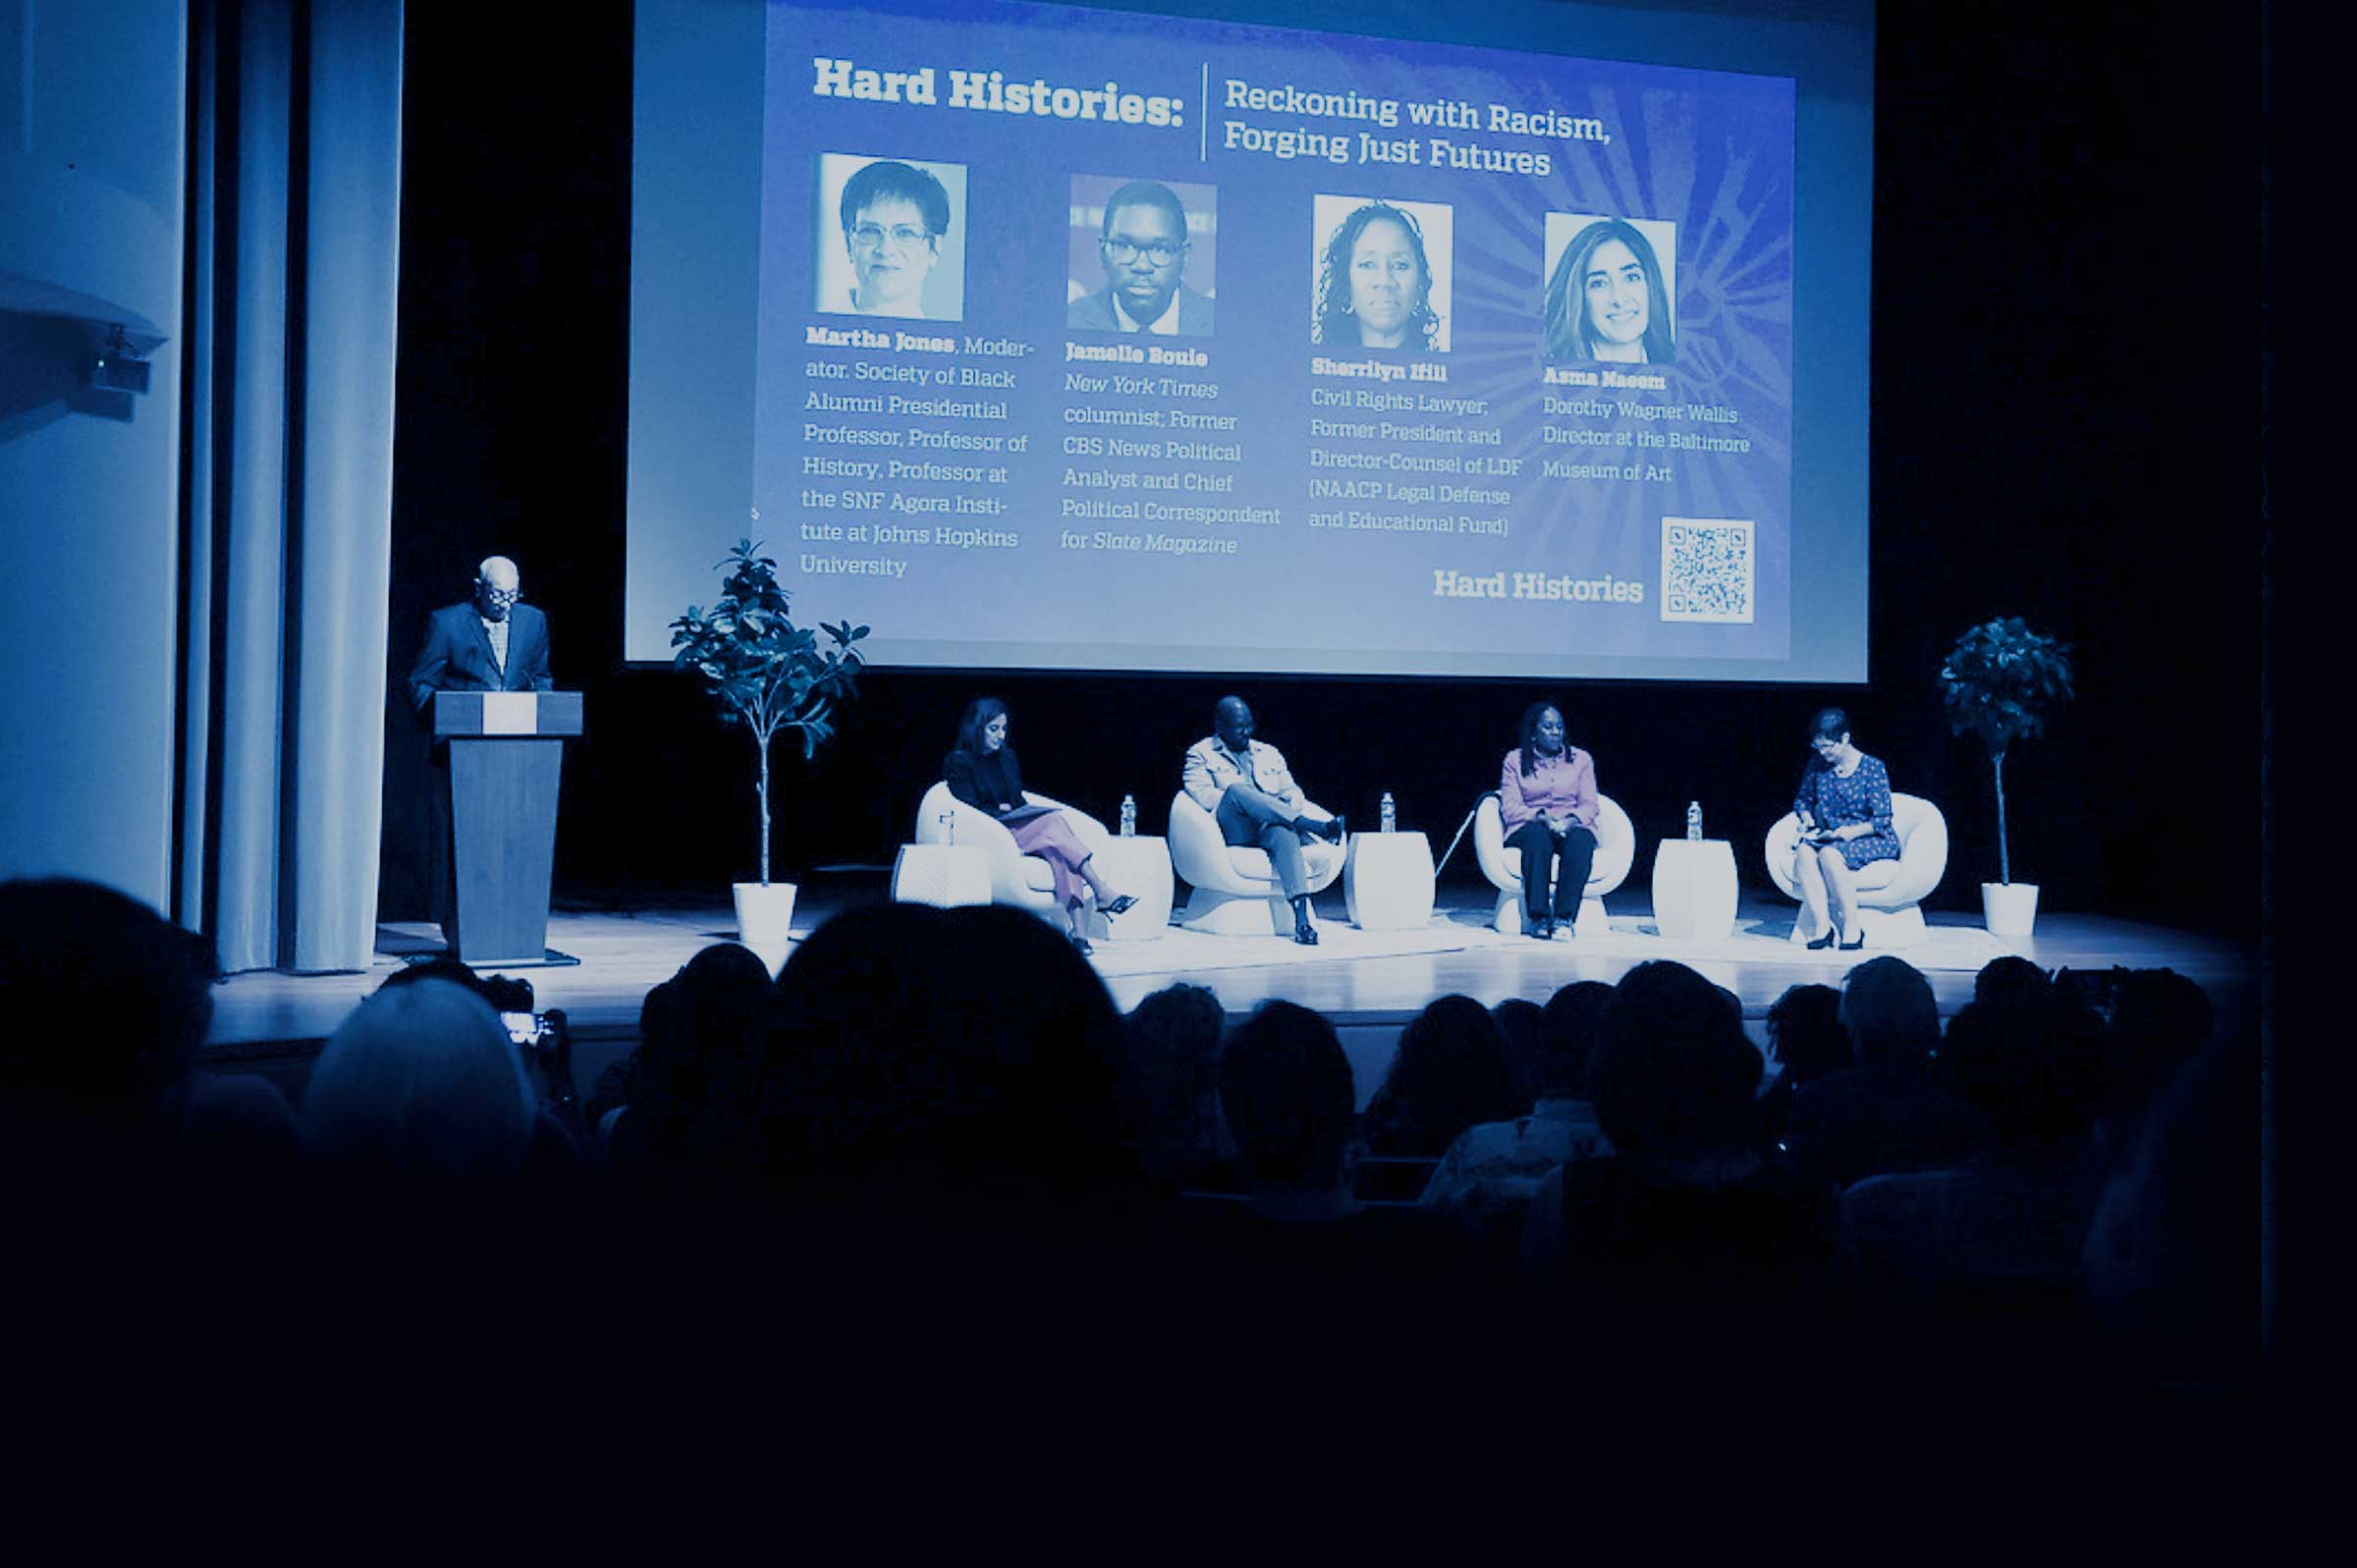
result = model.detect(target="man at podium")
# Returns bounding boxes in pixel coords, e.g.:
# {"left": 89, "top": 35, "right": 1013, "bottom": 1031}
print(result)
{"left": 408, "top": 556, "right": 555, "bottom": 946}
{"left": 406, "top": 556, "right": 553, "bottom": 710}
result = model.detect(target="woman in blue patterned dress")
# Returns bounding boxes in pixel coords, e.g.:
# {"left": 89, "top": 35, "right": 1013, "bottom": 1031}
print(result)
{"left": 1789, "top": 708, "right": 1901, "bottom": 950}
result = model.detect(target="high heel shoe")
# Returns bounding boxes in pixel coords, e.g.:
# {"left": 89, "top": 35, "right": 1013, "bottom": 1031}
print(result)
{"left": 1838, "top": 929, "right": 1865, "bottom": 950}
{"left": 1101, "top": 894, "right": 1137, "bottom": 918}
{"left": 1069, "top": 932, "right": 1094, "bottom": 956}
{"left": 1806, "top": 930, "right": 1837, "bottom": 950}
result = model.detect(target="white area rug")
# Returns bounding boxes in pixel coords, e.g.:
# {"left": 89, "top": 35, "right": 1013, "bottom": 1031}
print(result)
{"left": 1480, "top": 914, "right": 2018, "bottom": 973}
{"left": 1084, "top": 921, "right": 1489, "bottom": 979}
{"left": 1083, "top": 912, "right": 2015, "bottom": 980}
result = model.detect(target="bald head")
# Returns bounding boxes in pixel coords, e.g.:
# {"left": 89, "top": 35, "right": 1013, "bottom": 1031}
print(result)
{"left": 473, "top": 557, "right": 521, "bottom": 622}
{"left": 1214, "top": 696, "right": 1254, "bottom": 750}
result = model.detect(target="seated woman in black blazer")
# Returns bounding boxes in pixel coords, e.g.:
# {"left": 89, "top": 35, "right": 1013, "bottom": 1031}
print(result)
{"left": 942, "top": 697, "right": 1134, "bottom": 953}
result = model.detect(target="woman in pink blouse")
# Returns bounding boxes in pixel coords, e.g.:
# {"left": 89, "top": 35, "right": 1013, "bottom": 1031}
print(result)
{"left": 1499, "top": 702, "right": 1599, "bottom": 940}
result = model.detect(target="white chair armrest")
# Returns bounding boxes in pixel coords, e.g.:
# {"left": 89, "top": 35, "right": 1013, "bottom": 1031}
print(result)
{"left": 1476, "top": 790, "right": 1632, "bottom": 897}
{"left": 1169, "top": 790, "right": 1246, "bottom": 892}
{"left": 916, "top": 780, "right": 1037, "bottom": 907}
{"left": 1884, "top": 793, "right": 1948, "bottom": 905}
{"left": 1473, "top": 794, "right": 1516, "bottom": 892}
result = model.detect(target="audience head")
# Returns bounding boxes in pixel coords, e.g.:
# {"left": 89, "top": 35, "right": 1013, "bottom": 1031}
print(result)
{"left": 302, "top": 978, "right": 538, "bottom": 1178}
{"left": 1973, "top": 956, "right": 2053, "bottom": 1011}
{"left": 376, "top": 955, "right": 534, "bottom": 1016}
{"left": 621, "top": 943, "right": 778, "bottom": 1161}
{"left": 1125, "top": 982, "right": 1225, "bottom": 1073}
{"left": 1941, "top": 990, "right": 2106, "bottom": 1145}
{"left": 676, "top": 940, "right": 775, "bottom": 993}
{"left": 1121, "top": 982, "right": 1231, "bottom": 1183}
{"left": 1537, "top": 980, "right": 1615, "bottom": 1100}
{"left": 1366, "top": 994, "right": 1526, "bottom": 1157}
{"left": 1765, "top": 984, "right": 1849, "bottom": 1087}
{"left": 1217, "top": 1000, "right": 1356, "bottom": 1189}
{"left": 1490, "top": 998, "right": 1549, "bottom": 1104}
{"left": 0, "top": 878, "right": 216, "bottom": 1136}
{"left": 2103, "top": 968, "right": 2215, "bottom": 1121}
{"left": 1840, "top": 956, "right": 1941, "bottom": 1066}
{"left": 766, "top": 903, "right": 1133, "bottom": 1195}
{"left": 2081, "top": 1025, "right": 2259, "bottom": 1377}
{"left": 1591, "top": 960, "right": 1763, "bottom": 1159}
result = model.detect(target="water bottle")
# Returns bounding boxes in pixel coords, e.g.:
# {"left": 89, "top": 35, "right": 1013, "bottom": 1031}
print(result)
{"left": 1686, "top": 800, "right": 1703, "bottom": 841}
{"left": 1380, "top": 791, "right": 1397, "bottom": 834}
{"left": 940, "top": 810, "right": 956, "bottom": 847}
{"left": 1119, "top": 794, "right": 1136, "bottom": 838}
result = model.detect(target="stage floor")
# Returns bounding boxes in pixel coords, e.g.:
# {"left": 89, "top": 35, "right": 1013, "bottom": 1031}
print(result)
{"left": 205, "top": 877, "right": 2257, "bottom": 1054}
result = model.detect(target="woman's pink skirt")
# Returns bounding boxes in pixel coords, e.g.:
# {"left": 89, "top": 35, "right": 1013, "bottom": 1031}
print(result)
{"left": 1011, "top": 812, "right": 1092, "bottom": 907}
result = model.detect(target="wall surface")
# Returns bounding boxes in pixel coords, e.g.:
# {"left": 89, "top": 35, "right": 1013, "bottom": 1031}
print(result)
{"left": 0, "top": 0, "right": 188, "bottom": 909}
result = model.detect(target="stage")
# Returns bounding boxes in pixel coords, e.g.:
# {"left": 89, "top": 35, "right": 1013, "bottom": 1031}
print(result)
{"left": 201, "top": 875, "right": 2257, "bottom": 1110}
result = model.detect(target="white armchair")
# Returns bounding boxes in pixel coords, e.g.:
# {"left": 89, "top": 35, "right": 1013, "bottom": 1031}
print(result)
{"left": 912, "top": 780, "right": 1113, "bottom": 921}
{"left": 1764, "top": 791, "right": 1948, "bottom": 948}
{"left": 1167, "top": 790, "right": 1346, "bottom": 935}
{"left": 1473, "top": 792, "right": 1635, "bottom": 937}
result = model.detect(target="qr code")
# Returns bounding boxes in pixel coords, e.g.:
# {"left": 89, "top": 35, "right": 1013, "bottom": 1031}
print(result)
{"left": 1660, "top": 516, "right": 1754, "bottom": 623}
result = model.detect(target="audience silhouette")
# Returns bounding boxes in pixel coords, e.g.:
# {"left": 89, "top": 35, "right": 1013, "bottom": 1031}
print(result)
{"left": 0, "top": 875, "right": 2260, "bottom": 1395}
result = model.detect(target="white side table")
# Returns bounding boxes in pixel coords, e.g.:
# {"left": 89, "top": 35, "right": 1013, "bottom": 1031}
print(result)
{"left": 1651, "top": 838, "right": 1738, "bottom": 942}
{"left": 891, "top": 843, "right": 992, "bottom": 908}
{"left": 1345, "top": 831, "right": 1436, "bottom": 931}
{"left": 1086, "top": 835, "right": 1174, "bottom": 941}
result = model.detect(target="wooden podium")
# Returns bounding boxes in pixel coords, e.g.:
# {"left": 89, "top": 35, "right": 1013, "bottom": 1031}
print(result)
{"left": 434, "top": 690, "right": 582, "bottom": 967}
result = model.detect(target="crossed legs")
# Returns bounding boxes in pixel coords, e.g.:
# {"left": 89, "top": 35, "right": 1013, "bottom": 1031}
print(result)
{"left": 1215, "top": 784, "right": 1327, "bottom": 942}
{"left": 1214, "top": 784, "right": 1320, "bottom": 893}
{"left": 1009, "top": 812, "right": 1132, "bottom": 948}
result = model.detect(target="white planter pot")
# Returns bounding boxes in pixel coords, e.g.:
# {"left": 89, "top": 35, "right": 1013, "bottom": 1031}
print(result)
{"left": 1981, "top": 882, "right": 2040, "bottom": 937}
{"left": 733, "top": 881, "right": 798, "bottom": 976}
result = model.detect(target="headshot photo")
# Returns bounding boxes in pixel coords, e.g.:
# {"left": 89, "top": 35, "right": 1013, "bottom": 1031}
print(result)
{"left": 1310, "top": 195, "right": 1453, "bottom": 353}
{"left": 1543, "top": 214, "right": 1677, "bottom": 364}
{"left": 1068, "top": 176, "right": 1216, "bottom": 336}
{"left": 812, "top": 153, "right": 967, "bottom": 322}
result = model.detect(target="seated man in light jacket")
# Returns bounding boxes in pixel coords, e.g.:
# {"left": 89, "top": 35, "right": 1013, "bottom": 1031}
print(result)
{"left": 1181, "top": 696, "right": 1343, "bottom": 946}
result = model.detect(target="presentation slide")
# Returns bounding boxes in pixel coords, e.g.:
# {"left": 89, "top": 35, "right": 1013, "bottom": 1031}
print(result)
{"left": 629, "top": 0, "right": 1873, "bottom": 681}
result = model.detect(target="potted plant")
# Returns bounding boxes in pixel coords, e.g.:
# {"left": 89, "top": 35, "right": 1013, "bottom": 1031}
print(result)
{"left": 673, "top": 539, "right": 868, "bottom": 972}
{"left": 1938, "top": 616, "right": 2074, "bottom": 937}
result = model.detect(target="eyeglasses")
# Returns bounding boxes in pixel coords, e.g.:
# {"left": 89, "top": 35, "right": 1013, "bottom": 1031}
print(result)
{"left": 850, "top": 223, "right": 933, "bottom": 250}
{"left": 1102, "top": 238, "right": 1184, "bottom": 266}
{"left": 481, "top": 586, "right": 521, "bottom": 606}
